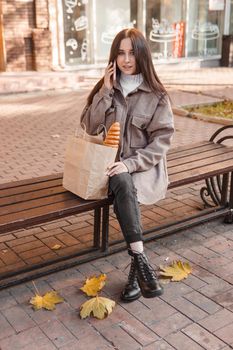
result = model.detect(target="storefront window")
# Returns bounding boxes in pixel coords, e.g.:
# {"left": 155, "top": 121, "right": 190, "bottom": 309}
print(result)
{"left": 61, "top": 0, "right": 137, "bottom": 65}
{"left": 146, "top": 0, "right": 186, "bottom": 60}
{"left": 186, "top": 0, "right": 223, "bottom": 57}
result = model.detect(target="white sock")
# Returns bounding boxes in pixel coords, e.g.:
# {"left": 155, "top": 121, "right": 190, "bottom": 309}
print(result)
{"left": 130, "top": 241, "right": 144, "bottom": 254}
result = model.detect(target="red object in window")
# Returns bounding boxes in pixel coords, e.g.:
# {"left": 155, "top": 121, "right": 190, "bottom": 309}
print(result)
{"left": 172, "top": 21, "right": 185, "bottom": 58}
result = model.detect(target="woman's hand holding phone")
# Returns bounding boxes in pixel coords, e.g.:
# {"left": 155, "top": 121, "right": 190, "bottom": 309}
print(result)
{"left": 113, "top": 60, "right": 116, "bottom": 82}
{"left": 104, "top": 61, "right": 116, "bottom": 90}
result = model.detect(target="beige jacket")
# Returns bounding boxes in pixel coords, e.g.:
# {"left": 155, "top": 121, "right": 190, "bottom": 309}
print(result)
{"left": 80, "top": 81, "right": 174, "bottom": 205}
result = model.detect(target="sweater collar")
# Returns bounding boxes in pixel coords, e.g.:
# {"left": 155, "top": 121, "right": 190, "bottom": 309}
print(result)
{"left": 114, "top": 75, "right": 151, "bottom": 93}
{"left": 120, "top": 72, "right": 143, "bottom": 85}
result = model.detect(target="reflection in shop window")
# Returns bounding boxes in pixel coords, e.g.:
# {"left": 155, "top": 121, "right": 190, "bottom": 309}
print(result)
{"left": 191, "top": 21, "right": 219, "bottom": 56}
{"left": 94, "top": 0, "right": 137, "bottom": 62}
{"left": 186, "top": 0, "right": 222, "bottom": 57}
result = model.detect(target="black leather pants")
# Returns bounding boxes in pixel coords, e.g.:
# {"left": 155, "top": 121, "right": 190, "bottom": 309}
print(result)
{"left": 109, "top": 173, "right": 143, "bottom": 244}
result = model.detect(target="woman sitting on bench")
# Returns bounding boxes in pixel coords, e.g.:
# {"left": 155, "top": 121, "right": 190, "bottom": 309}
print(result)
{"left": 81, "top": 28, "right": 174, "bottom": 302}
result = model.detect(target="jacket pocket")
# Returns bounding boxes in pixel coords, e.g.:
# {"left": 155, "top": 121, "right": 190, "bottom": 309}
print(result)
{"left": 130, "top": 115, "right": 150, "bottom": 148}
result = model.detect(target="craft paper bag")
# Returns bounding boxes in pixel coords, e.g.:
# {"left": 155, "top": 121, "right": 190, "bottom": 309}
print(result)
{"left": 63, "top": 134, "right": 117, "bottom": 200}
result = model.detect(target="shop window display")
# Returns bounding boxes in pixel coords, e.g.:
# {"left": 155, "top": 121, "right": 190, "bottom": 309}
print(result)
{"left": 59, "top": 0, "right": 225, "bottom": 67}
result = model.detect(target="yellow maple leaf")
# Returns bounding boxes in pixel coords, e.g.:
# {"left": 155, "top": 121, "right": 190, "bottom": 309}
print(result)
{"left": 80, "top": 296, "right": 115, "bottom": 320}
{"left": 30, "top": 291, "right": 64, "bottom": 311}
{"left": 80, "top": 274, "right": 106, "bottom": 296}
{"left": 159, "top": 260, "right": 192, "bottom": 282}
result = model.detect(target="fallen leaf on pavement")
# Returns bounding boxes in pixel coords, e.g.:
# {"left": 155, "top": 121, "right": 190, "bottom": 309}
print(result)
{"left": 80, "top": 295, "right": 115, "bottom": 319}
{"left": 159, "top": 260, "right": 192, "bottom": 282}
{"left": 80, "top": 274, "right": 106, "bottom": 296}
{"left": 30, "top": 291, "right": 64, "bottom": 310}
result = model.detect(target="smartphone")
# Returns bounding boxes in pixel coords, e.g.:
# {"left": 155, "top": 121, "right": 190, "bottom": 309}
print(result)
{"left": 113, "top": 60, "right": 116, "bottom": 82}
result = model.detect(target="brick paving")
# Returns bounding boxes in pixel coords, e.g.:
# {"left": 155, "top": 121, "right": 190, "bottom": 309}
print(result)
{"left": 0, "top": 68, "right": 233, "bottom": 349}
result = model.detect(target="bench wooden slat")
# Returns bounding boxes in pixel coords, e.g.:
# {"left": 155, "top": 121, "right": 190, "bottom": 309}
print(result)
{"left": 0, "top": 173, "right": 62, "bottom": 190}
{"left": 167, "top": 143, "right": 224, "bottom": 160}
{"left": 168, "top": 150, "right": 233, "bottom": 176}
{"left": 0, "top": 198, "right": 82, "bottom": 227}
{"left": 0, "top": 178, "right": 62, "bottom": 198}
{"left": 0, "top": 192, "right": 76, "bottom": 216}
{"left": 168, "top": 141, "right": 211, "bottom": 154}
{"left": 168, "top": 147, "right": 233, "bottom": 168}
{"left": 169, "top": 159, "right": 233, "bottom": 187}
{"left": 0, "top": 185, "right": 66, "bottom": 207}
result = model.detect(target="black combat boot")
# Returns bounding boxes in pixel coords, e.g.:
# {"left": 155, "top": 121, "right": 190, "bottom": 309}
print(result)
{"left": 130, "top": 250, "right": 164, "bottom": 298}
{"left": 120, "top": 257, "right": 141, "bottom": 302}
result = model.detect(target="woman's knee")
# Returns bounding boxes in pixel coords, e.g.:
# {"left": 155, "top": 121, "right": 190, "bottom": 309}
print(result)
{"left": 109, "top": 173, "right": 135, "bottom": 194}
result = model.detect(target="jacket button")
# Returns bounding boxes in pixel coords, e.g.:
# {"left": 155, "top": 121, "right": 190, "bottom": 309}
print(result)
{"left": 120, "top": 152, "right": 123, "bottom": 157}
{"left": 141, "top": 124, "right": 145, "bottom": 128}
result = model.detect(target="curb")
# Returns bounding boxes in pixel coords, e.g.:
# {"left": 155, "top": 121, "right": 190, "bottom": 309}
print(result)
{"left": 172, "top": 106, "right": 233, "bottom": 126}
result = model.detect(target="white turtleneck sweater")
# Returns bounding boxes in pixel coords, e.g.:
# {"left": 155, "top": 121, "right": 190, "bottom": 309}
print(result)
{"left": 120, "top": 72, "right": 143, "bottom": 97}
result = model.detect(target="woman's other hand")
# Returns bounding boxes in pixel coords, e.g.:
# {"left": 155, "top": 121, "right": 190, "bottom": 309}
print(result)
{"left": 104, "top": 62, "right": 114, "bottom": 90}
{"left": 106, "top": 162, "right": 128, "bottom": 177}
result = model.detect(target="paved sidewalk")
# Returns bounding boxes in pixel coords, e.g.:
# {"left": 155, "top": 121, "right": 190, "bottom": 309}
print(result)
{"left": 0, "top": 70, "right": 233, "bottom": 349}
{"left": 0, "top": 220, "right": 233, "bottom": 350}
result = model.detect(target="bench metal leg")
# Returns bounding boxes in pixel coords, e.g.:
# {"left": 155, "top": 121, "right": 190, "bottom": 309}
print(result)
{"left": 93, "top": 208, "right": 101, "bottom": 248}
{"left": 101, "top": 205, "right": 109, "bottom": 252}
{"left": 224, "top": 172, "right": 233, "bottom": 224}
{"left": 200, "top": 172, "right": 231, "bottom": 209}
{"left": 220, "top": 173, "right": 230, "bottom": 206}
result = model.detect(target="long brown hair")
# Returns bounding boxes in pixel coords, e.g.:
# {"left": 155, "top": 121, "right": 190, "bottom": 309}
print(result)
{"left": 87, "top": 28, "right": 168, "bottom": 106}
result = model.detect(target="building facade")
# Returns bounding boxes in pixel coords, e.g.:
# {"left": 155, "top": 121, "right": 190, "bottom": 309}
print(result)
{"left": 0, "top": 0, "right": 233, "bottom": 72}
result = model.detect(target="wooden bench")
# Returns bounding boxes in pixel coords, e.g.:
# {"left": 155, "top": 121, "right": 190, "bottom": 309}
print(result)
{"left": 0, "top": 125, "right": 233, "bottom": 287}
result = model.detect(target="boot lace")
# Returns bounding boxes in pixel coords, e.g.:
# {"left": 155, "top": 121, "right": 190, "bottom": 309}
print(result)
{"left": 138, "top": 254, "right": 157, "bottom": 282}
{"left": 124, "top": 257, "right": 137, "bottom": 287}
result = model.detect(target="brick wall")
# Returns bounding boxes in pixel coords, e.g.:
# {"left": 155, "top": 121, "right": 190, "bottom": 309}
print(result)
{"left": 33, "top": 29, "right": 52, "bottom": 71}
{"left": 2, "top": 0, "right": 52, "bottom": 71}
